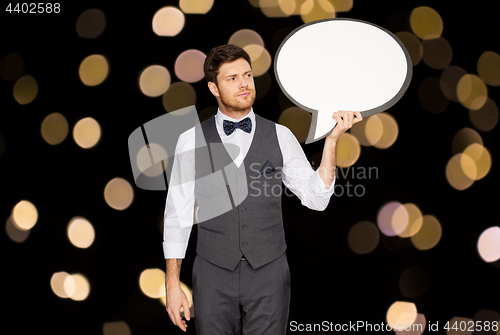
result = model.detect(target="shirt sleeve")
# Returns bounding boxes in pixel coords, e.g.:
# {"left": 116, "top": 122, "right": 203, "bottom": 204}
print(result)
{"left": 276, "top": 124, "right": 335, "bottom": 211}
{"left": 162, "top": 128, "right": 196, "bottom": 259}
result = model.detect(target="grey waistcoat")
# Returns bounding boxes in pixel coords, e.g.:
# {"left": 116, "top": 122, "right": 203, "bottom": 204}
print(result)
{"left": 194, "top": 114, "right": 286, "bottom": 271}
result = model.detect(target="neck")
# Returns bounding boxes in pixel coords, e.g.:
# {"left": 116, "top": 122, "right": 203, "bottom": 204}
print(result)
{"left": 219, "top": 107, "right": 251, "bottom": 120}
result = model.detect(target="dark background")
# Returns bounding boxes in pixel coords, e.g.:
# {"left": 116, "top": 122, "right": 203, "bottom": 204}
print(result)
{"left": 1, "top": 1, "right": 499, "bottom": 334}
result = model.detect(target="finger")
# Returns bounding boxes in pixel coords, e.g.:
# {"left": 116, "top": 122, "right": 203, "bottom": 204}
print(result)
{"left": 173, "top": 310, "right": 186, "bottom": 331}
{"left": 354, "top": 111, "right": 363, "bottom": 123}
{"left": 346, "top": 112, "right": 354, "bottom": 129}
{"left": 182, "top": 299, "right": 191, "bottom": 321}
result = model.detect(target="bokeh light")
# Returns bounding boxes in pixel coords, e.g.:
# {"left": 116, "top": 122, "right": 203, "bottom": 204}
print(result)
{"left": 459, "top": 152, "right": 477, "bottom": 181}
{"left": 477, "top": 51, "right": 500, "bottom": 86}
{"left": 336, "top": 133, "right": 361, "bottom": 167}
{"left": 469, "top": 97, "right": 499, "bottom": 132}
{"left": 76, "top": 8, "right": 106, "bottom": 39}
{"left": 440, "top": 66, "right": 467, "bottom": 102}
{"left": 457, "top": 74, "right": 488, "bottom": 110}
{"left": 463, "top": 143, "right": 491, "bottom": 180}
{"left": 446, "top": 153, "right": 475, "bottom": 190}
{"left": 67, "top": 217, "right": 95, "bottom": 249}
{"left": 410, "top": 6, "right": 443, "bottom": 40}
{"left": 13, "top": 74, "right": 38, "bottom": 105}
{"left": 243, "top": 44, "right": 272, "bottom": 77}
{"left": 51, "top": 271, "right": 74, "bottom": 298}
{"left": 373, "top": 113, "right": 398, "bottom": 149}
{"left": 410, "top": 215, "right": 442, "bottom": 250}
{"left": 398, "top": 203, "right": 423, "bottom": 238}
{"left": 139, "top": 65, "right": 171, "bottom": 97}
{"left": 377, "top": 201, "right": 408, "bottom": 237}
{"left": 259, "top": 0, "right": 294, "bottom": 17}
{"left": 399, "top": 266, "right": 431, "bottom": 298}
{"left": 73, "top": 117, "right": 101, "bottom": 149}
{"left": 104, "top": 178, "right": 134, "bottom": 210}
{"left": 1, "top": 52, "right": 24, "bottom": 81}
{"left": 300, "top": 0, "right": 335, "bottom": 24}
{"left": 140, "top": 268, "right": 165, "bottom": 298}
{"left": 451, "top": 127, "right": 483, "bottom": 155}
{"left": 12, "top": 200, "right": 38, "bottom": 230}
{"left": 395, "top": 32, "right": 423, "bottom": 66}
{"left": 330, "top": 0, "right": 353, "bottom": 12}
{"left": 41, "top": 112, "right": 69, "bottom": 145}
{"left": 175, "top": 49, "right": 206, "bottom": 83}
{"left": 5, "top": 216, "right": 30, "bottom": 243}
{"left": 278, "top": 107, "right": 311, "bottom": 143}
{"left": 477, "top": 226, "right": 500, "bottom": 263}
{"left": 228, "top": 29, "right": 264, "bottom": 50}
{"left": 103, "top": 322, "right": 131, "bottom": 335}
{"left": 418, "top": 77, "right": 449, "bottom": 113}
{"left": 179, "top": 0, "right": 214, "bottom": 14}
{"left": 69, "top": 274, "right": 91, "bottom": 301}
{"left": 136, "top": 143, "right": 168, "bottom": 178}
{"left": 152, "top": 7, "right": 185, "bottom": 36}
{"left": 79, "top": 55, "right": 109, "bottom": 86}
{"left": 422, "top": 37, "right": 452, "bottom": 70}
{"left": 162, "top": 82, "right": 197, "bottom": 112}
{"left": 347, "top": 221, "right": 380, "bottom": 254}
{"left": 387, "top": 301, "right": 417, "bottom": 330}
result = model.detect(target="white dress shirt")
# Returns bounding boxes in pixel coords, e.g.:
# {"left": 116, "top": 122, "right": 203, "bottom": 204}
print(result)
{"left": 163, "top": 108, "right": 335, "bottom": 259}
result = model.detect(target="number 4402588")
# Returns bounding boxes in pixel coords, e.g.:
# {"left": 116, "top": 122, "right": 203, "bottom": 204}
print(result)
{"left": 444, "top": 320, "right": 498, "bottom": 332}
{"left": 6, "top": 3, "right": 60, "bottom": 13}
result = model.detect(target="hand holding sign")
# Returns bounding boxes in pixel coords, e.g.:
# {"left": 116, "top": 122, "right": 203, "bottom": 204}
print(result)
{"left": 274, "top": 18, "right": 412, "bottom": 144}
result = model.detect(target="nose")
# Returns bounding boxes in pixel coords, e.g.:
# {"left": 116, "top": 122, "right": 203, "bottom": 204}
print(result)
{"left": 239, "top": 76, "right": 248, "bottom": 88}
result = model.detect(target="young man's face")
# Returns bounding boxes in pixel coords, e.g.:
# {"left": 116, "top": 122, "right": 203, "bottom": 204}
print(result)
{"left": 209, "top": 58, "right": 256, "bottom": 115}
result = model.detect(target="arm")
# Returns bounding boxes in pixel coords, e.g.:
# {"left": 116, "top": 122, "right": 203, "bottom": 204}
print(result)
{"left": 165, "top": 259, "right": 190, "bottom": 332}
{"left": 317, "top": 110, "right": 363, "bottom": 188}
{"left": 163, "top": 128, "right": 196, "bottom": 332}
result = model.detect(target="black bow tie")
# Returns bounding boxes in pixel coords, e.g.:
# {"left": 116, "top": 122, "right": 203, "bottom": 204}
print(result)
{"left": 223, "top": 117, "right": 252, "bottom": 135}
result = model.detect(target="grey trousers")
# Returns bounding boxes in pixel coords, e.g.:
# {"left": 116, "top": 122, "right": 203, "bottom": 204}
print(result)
{"left": 192, "top": 253, "right": 291, "bottom": 335}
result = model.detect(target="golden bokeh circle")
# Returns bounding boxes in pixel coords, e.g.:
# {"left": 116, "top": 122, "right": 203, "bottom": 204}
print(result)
{"left": 278, "top": 107, "right": 311, "bottom": 143}
{"left": 162, "top": 82, "right": 197, "bottom": 113}
{"left": 410, "top": 215, "right": 442, "bottom": 250}
{"left": 446, "top": 153, "right": 474, "bottom": 190}
{"left": 410, "top": 6, "right": 443, "bottom": 40}
{"left": 457, "top": 74, "right": 488, "bottom": 111}
{"left": 398, "top": 203, "right": 423, "bottom": 238}
{"left": 440, "top": 66, "right": 467, "bottom": 102}
{"left": 300, "top": 0, "right": 335, "bottom": 24}
{"left": 76, "top": 8, "right": 106, "bottom": 39}
{"left": 469, "top": 97, "right": 499, "bottom": 132}
{"left": 152, "top": 7, "right": 185, "bottom": 37}
{"left": 13, "top": 74, "right": 38, "bottom": 105}
{"left": 477, "top": 226, "right": 500, "bottom": 263}
{"left": 69, "top": 274, "right": 91, "bottom": 301}
{"left": 104, "top": 177, "right": 134, "bottom": 210}
{"left": 243, "top": 44, "right": 272, "bottom": 77}
{"left": 451, "top": 127, "right": 483, "bottom": 155}
{"left": 463, "top": 143, "right": 491, "bottom": 180}
{"left": 422, "top": 37, "right": 453, "bottom": 70}
{"left": 73, "top": 117, "right": 101, "bottom": 149}
{"left": 347, "top": 221, "right": 380, "bottom": 255}
{"left": 179, "top": 0, "right": 214, "bottom": 14}
{"left": 79, "top": 55, "right": 109, "bottom": 86}
{"left": 477, "top": 51, "right": 500, "bottom": 86}
{"left": 12, "top": 200, "right": 38, "bottom": 230}
{"left": 386, "top": 301, "right": 418, "bottom": 330}
{"left": 139, "top": 65, "right": 171, "bottom": 97}
{"left": 228, "top": 29, "right": 264, "bottom": 50}
{"left": 41, "top": 112, "right": 69, "bottom": 145}
{"left": 136, "top": 143, "right": 168, "bottom": 178}
{"left": 139, "top": 268, "right": 165, "bottom": 298}
{"left": 373, "top": 113, "right": 398, "bottom": 149}
{"left": 174, "top": 49, "right": 206, "bottom": 83}
{"left": 336, "top": 132, "right": 361, "bottom": 167}
{"left": 67, "top": 217, "right": 95, "bottom": 249}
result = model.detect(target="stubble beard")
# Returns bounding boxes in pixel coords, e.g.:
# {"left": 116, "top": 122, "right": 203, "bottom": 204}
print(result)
{"left": 219, "top": 88, "right": 256, "bottom": 114}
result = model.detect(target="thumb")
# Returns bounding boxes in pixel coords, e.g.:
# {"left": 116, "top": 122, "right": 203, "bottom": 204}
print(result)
{"left": 182, "top": 299, "right": 191, "bottom": 321}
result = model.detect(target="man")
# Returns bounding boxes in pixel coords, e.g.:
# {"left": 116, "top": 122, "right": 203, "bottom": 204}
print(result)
{"left": 163, "top": 44, "right": 362, "bottom": 334}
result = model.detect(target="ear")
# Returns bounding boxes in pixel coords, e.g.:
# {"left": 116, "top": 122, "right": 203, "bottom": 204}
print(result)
{"left": 208, "top": 81, "right": 219, "bottom": 98}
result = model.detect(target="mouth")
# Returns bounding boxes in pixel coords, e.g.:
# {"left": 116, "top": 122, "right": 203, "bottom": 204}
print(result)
{"left": 238, "top": 92, "right": 250, "bottom": 97}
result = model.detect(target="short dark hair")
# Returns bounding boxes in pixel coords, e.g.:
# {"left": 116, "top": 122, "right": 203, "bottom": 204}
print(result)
{"left": 204, "top": 44, "right": 252, "bottom": 86}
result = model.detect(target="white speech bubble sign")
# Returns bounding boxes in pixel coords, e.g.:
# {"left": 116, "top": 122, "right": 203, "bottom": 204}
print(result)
{"left": 274, "top": 18, "right": 412, "bottom": 144}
